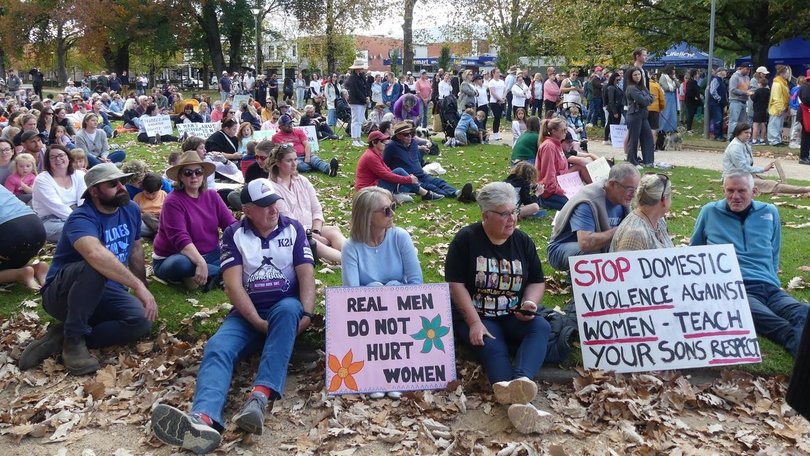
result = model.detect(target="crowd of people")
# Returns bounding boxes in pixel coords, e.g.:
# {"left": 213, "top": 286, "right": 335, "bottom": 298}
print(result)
{"left": 2, "top": 51, "right": 809, "bottom": 452}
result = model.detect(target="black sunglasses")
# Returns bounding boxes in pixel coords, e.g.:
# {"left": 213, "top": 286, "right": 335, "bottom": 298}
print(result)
{"left": 182, "top": 168, "right": 205, "bottom": 177}
{"left": 103, "top": 179, "right": 123, "bottom": 188}
{"left": 375, "top": 203, "right": 397, "bottom": 217}
{"left": 647, "top": 173, "right": 670, "bottom": 202}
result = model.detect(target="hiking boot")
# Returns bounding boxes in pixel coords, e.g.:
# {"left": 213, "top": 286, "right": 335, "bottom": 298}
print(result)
{"left": 458, "top": 183, "right": 474, "bottom": 203}
{"left": 422, "top": 191, "right": 444, "bottom": 201}
{"left": 19, "top": 323, "right": 64, "bottom": 370}
{"left": 151, "top": 404, "right": 221, "bottom": 454}
{"left": 329, "top": 157, "right": 339, "bottom": 177}
{"left": 232, "top": 392, "right": 267, "bottom": 435}
{"left": 492, "top": 377, "right": 538, "bottom": 405}
{"left": 62, "top": 336, "right": 100, "bottom": 375}
{"left": 507, "top": 403, "right": 553, "bottom": 434}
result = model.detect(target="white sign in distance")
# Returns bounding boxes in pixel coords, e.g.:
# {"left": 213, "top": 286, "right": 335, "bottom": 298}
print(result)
{"left": 142, "top": 115, "right": 173, "bottom": 137}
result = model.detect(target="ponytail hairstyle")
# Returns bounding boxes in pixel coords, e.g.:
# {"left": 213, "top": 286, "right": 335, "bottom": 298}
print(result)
{"left": 540, "top": 117, "right": 566, "bottom": 140}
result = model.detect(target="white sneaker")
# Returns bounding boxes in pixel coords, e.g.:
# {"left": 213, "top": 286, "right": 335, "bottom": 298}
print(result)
{"left": 368, "top": 392, "right": 386, "bottom": 399}
{"left": 393, "top": 193, "right": 414, "bottom": 204}
{"left": 508, "top": 403, "right": 553, "bottom": 434}
{"left": 387, "top": 391, "right": 402, "bottom": 399}
{"left": 493, "top": 377, "right": 538, "bottom": 405}
{"left": 789, "top": 142, "right": 800, "bottom": 149}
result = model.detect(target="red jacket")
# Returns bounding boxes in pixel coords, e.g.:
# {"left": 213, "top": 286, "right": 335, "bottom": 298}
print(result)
{"left": 355, "top": 148, "right": 412, "bottom": 191}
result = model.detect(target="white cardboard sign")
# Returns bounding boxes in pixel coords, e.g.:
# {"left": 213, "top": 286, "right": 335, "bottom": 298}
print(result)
{"left": 176, "top": 122, "right": 221, "bottom": 138}
{"left": 142, "top": 115, "right": 173, "bottom": 137}
{"left": 300, "top": 125, "right": 320, "bottom": 152}
{"left": 569, "top": 244, "right": 760, "bottom": 373}
{"left": 556, "top": 171, "right": 584, "bottom": 199}
{"left": 609, "top": 124, "right": 627, "bottom": 149}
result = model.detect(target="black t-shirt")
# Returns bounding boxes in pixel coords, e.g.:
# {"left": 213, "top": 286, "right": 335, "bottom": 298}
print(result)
{"left": 244, "top": 162, "right": 269, "bottom": 183}
{"left": 445, "top": 222, "right": 544, "bottom": 317}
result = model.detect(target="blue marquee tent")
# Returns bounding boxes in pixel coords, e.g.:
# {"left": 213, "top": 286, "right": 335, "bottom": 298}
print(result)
{"left": 646, "top": 42, "right": 724, "bottom": 69}
{"left": 735, "top": 37, "right": 810, "bottom": 76}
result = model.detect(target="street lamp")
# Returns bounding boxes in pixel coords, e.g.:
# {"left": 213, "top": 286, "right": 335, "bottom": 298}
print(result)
{"left": 250, "top": 7, "right": 261, "bottom": 79}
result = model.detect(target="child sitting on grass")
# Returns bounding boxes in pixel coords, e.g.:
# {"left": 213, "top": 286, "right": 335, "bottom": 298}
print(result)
{"left": 504, "top": 161, "right": 545, "bottom": 219}
{"left": 448, "top": 107, "right": 480, "bottom": 147}
{"left": 4, "top": 152, "right": 37, "bottom": 203}
{"left": 475, "top": 110, "right": 490, "bottom": 144}
{"left": 68, "top": 148, "right": 88, "bottom": 172}
{"left": 133, "top": 172, "right": 167, "bottom": 237}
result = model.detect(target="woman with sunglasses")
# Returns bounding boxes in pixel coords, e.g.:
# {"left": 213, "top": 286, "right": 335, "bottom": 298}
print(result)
{"left": 36, "top": 108, "right": 55, "bottom": 143}
{"left": 610, "top": 173, "right": 674, "bottom": 252}
{"left": 341, "top": 186, "right": 422, "bottom": 400}
{"left": 152, "top": 151, "right": 236, "bottom": 290}
{"left": 445, "top": 182, "right": 552, "bottom": 434}
{"left": 264, "top": 143, "right": 346, "bottom": 264}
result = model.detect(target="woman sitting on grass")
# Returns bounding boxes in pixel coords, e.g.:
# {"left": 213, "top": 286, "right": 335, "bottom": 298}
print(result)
{"left": 610, "top": 173, "right": 674, "bottom": 252}
{"left": 505, "top": 162, "right": 545, "bottom": 219}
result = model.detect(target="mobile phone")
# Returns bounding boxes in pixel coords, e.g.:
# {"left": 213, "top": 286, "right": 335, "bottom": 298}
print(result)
{"left": 511, "top": 308, "right": 542, "bottom": 316}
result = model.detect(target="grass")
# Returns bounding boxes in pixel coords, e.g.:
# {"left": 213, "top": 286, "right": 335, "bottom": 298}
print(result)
{"left": 4, "top": 119, "right": 809, "bottom": 377}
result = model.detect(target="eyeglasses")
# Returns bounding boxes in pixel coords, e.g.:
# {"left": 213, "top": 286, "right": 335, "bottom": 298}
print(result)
{"left": 397, "top": 132, "right": 414, "bottom": 137}
{"left": 375, "top": 203, "right": 397, "bottom": 217}
{"left": 0, "top": 147, "right": 12, "bottom": 153}
{"left": 614, "top": 181, "right": 638, "bottom": 195}
{"left": 181, "top": 168, "right": 205, "bottom": 177}
{"left": 255, "top": 155, "right": 268, "bottom": 161}
{"left": 45, "top": 112, "right": 54, "bottom": 115}
{"left": 487, "top": 208, "right": 520, "bottom": 219}
{"left": 49, "top": 153, "right": 68, "bottom": 160}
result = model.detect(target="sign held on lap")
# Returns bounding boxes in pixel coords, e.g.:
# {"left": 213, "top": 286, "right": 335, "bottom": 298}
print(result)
{"left": 325, "top": 284, "right": 456, "bottom": 395}
{"left": 176, "top": 121, "right": 221, "bottom": 138}
{"left": 569, "top": 244, "right": 760, "bottom": 373}
{"left": 142, "top": 115, "right": 173, "bottom": 137}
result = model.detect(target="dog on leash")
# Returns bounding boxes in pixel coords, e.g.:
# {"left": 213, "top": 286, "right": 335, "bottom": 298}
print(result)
{"left": 664, "top": 131, "right": 683, "bottom": 151}
{"left": 414, "top": 127, "right": 431, "bottom": 140}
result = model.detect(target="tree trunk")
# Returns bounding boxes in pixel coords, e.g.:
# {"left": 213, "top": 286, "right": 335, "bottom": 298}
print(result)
{"left": 202, "top": 62, "right": 210, "bottom": 90}
{"left": 55, "top": 23, "right": 68, "bottom": 86}
{"left": 227, "top": 26, "right": 244, "bottom": 72}
{"left": 196, "top": 0, "right": 226, "bottom": 77}
{"left": 402, "top": 0, "right": 415, "bottom": 73}
{"left": 325, "top": 0, "right": 336, "bottom": 75}
{"left": 748, "top": 3, "right": 771, "bottom": 69}
{"left": 113, "top": 43, "right": 130, "bottom": 76}
{"left": 0, "top": 48, "right": 6, "bottom": 80}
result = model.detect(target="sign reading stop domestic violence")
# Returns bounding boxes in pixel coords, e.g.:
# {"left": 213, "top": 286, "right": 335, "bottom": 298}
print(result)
{"left": 325, "top": 284, "right": 456, "bottom": 395}
{"left": 569, "top": 244, "right": 760, "bottom": 373}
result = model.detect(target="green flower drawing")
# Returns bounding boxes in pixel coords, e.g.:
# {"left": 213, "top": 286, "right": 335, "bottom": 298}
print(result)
{"left": 411, "top": 314, "right": 450, "bottom": 353}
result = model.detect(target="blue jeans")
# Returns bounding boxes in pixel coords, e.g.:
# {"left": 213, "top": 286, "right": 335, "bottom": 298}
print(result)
{"left": 455, "top": 313, "right": 550, "bottom": 384}
{"left": 153, "top": 249, "right": 221, "bottom": 283}
{"left": 768, "top": 112, "right": 786, "bottom": 145}
{"left": 538, "top": 193, "right": 568, "bottom": 210}
{"left": 377, "top": 168, "right": 421, "bottom": 194}
{"left": 191, "top": 297, "right": 302, "bottom": 425}
{"left": 87, "top": 150, "right": 127, "bottom": 167}
{"left": 296, "top": 155, "right": 330, "bottom": 174}
{"left": 589, "top": 97, "right": 605, "bottom": 127}
{"left": 220, "top": 91, "right": 229, "bottom": 102}
{"left": 709, "top": 103, "right": 725, "bottom": 139}
{"left": 419, "top": 175, "right": 457, "bottom": 197}
{"left": 327, "top": 108, "right": 336, "bottom": 127}
{"left": 745, "top": 282, "right": 809, "bottom": 357}
{"left": 41, "top": 261, "right": 152, "bottom": 348}
{"left": 546, "top": 241, "right": 584, "bottom": 271}
{"left": 727, "top": 100, "right": 748, "bottom": 140}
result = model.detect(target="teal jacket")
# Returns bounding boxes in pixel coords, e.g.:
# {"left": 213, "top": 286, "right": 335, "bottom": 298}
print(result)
{"left": 690, "top": 199, "right": 781, "bottom": 287}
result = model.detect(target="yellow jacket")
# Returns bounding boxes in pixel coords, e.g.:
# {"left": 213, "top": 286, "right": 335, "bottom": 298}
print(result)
{"left": 648, "top": 80, "right": 665, "bottom": 113}
{"left": 768, "top": 76, "right": 789, "bottom": 115}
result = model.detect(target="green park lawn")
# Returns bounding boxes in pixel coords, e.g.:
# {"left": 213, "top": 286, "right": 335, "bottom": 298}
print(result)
{"left": 2, "top": 124, "right": 809, "bottom": 377}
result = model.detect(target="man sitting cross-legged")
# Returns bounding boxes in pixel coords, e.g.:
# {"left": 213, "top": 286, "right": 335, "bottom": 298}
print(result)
{"left": 151, "top": 178, "right": 315, "bottom": 454}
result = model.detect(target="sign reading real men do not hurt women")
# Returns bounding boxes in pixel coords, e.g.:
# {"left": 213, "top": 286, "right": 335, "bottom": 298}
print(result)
{"left": 569, "top": 244, "right": 760, "bottom": 373}
{"left": 325, "top": 284, "right": 456, "bottom": 395}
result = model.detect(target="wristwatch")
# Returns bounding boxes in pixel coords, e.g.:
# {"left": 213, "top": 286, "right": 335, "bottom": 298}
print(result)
{"left": 302, "top": 311, "right": 315, "bottom": 319}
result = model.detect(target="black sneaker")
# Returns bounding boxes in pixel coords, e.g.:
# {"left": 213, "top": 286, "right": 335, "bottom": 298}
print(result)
{"left": 152, "top": 404, "right": 221, "bottom": 454}
{"left": 799, "top": 158, "right": 810, "bottom": 165}
{"left": 422, "top": 191, "right": 445, "bottom": 201}
{"left": 329, "top": 158, "right": 339, "bottom": 177}
{"left": 458, "top": 183, "right": 474, "bottom": 203}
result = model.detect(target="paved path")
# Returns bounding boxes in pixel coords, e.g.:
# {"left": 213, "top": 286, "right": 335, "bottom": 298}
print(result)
{"left": 496, "top": 131, "right": 810, "bottom": 181}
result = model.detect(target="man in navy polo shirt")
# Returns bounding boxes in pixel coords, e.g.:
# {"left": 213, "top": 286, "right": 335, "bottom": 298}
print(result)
{"left": 152, "top": 178, "right": 316, "bottom": 454}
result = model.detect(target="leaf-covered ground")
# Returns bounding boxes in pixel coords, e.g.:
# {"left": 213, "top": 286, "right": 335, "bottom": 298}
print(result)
{"left": 1, "top": 127, "right": 810, "bottom": 453}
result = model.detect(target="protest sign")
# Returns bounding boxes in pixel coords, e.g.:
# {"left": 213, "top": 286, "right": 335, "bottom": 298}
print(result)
{"left": 232, "top": 95, "right": 250, "bottom": 109}
{"left": 586, "top": 156, "right": 611, "bottom": 181}
{"left": 557, "top": 171, "right": 584, "bottom": 199}
{"left": 610, "top": 124, "right": 627, "bottom": 149}
{"left": 176, "top": 122, "right": 221, "bottom": 139}
{"left": 569, "top": 244, "right": 760, "bottom": 373}
{"left": 142, "top": 115, "right": 173, "bottom": 137}
{"left": 252, "top": 129, "right": 276, "bottom": 142}
{"left": 325, "top": 283, "right": 456, "bottom": 395}
{"left": 300, "top": 125, "right": 320, "bottom": 152}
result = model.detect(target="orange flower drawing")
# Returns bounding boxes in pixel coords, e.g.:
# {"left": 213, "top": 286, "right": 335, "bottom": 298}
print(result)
{"left": 327, "top": 349, "right": 365, "bottom": 393}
